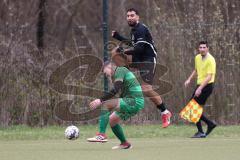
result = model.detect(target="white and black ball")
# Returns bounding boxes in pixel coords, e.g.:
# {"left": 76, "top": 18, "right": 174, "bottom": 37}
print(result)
{"left": 64, "top": 125, "right": 79, "bottom": 140}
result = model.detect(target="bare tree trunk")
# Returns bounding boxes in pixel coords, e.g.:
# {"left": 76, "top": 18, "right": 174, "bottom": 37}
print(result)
{"left": 37, "top": 0, "right": 46, "bottom": 55}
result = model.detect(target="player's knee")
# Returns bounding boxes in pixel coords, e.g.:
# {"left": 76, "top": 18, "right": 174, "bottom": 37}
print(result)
{"left": 109, "top": 119, "right": 115, "bottom": 127}
{"left": 109, "top": 116, "right": 119, "bottom": 127}
{"left": 109, "top": 117, "right": 117, "bottom": 127}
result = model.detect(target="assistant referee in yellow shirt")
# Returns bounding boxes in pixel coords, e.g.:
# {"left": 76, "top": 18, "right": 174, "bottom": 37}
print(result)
{"left": 184, "top": 41, "right": 217, "bottom": 138}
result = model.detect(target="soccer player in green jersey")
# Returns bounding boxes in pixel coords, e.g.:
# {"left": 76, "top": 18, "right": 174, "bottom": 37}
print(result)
{"left": 87, "top": 8, "right": 172, "bottom": 143}
{"left": 89, "top": 59, "right": 144, "bottom": 149}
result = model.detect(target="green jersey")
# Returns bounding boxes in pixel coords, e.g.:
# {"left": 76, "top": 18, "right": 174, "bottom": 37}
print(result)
{"left": 114, "top": 67, "right": 143, "bottom": 99}
{"left": 113, "top": 67, "right": 144, "bottom": 120}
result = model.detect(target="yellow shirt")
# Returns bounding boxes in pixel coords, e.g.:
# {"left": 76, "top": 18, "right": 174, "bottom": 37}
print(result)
{"left": 195, "top": 53, "right": 216, "bottom": 85}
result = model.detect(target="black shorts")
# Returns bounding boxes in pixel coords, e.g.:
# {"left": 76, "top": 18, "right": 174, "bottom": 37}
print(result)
{"left": 191, "top": 83, "right": 214, "bottom": 105}
{"left": 131, "top": 57, "right": 156, "bottom": 85}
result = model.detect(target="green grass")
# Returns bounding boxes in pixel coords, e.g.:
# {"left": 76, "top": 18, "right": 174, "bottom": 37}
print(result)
{"left": 1, "top": 124, "right": 240, "bottom": 140}
{"left": 0, "top": 125, "right": 240, "bottom": 160}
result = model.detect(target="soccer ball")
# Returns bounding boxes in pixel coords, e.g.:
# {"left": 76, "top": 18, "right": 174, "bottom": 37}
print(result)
{"left": 64, "top": 125, "right": 79, "bottom": 140}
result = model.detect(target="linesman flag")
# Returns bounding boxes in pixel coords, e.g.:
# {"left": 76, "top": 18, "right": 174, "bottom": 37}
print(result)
{"left": 179, "top": 99, "right": 203, "bottom": 123}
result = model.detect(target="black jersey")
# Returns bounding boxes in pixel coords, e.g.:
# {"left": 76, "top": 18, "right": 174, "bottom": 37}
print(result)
{"left": 113, "top": 23, "right": 157, "bottom": 62}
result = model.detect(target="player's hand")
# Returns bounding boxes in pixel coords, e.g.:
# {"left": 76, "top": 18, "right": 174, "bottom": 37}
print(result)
{"left": 89, "top": 99, "right": 101, "bottom": 110}
{"left": 112, "top": 30, "right": 116, "bottom": 37}
{"left": 194, "top": 87, "right": 202, "bottom": 97}
{"left": 112, "top": 30, "right": 117, "bottom": 37}
{"left": 184, "top": 79, "right": 191, "bottom": 87}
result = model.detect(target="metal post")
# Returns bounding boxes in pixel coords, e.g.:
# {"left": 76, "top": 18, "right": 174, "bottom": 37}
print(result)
{"left": 102, "top": 0, "right": 109, "bottom": 92}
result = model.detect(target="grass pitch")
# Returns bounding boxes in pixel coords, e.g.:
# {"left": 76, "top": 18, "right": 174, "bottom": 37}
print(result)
{"left": 0, "top": 125, "right": 240, "bottom": 160}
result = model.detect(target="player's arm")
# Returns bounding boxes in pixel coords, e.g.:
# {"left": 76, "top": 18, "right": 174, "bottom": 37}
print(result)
{"left": 111, "top": 47, "right": 133, "bottom": 66}
{"left": 198, "top": 74, "right": 212, "bottom": 89}
{"left": 184, "top": 70, "right": 197, "bottom": 87}
{"left": 112, "top": 31, "right": 131, "bottom": 43}
{"left": 89, "top": 80, "right": 123, "bottom": 110}
{"left": 133, "top": 42, "right": 145, "bottom": 55}
{"left": 185, "top": 55, "right": 199, "bottom": 87}
{"left": 117, "top": 29, "right": 147, "bottom": 64}
{"left": 124, "top": 48, "right": 135, "bottom": 55}
{"left": 130, "top": 27, "right": 147, "bottom": 56}
{"left": 100, "top": 80, "right": 123, "bottom": 102}
{"left": 113, "top": 28, "right": 147, "bottom": 59}
{"left": 194, "top": 74, "right": 212, "bottom": 97}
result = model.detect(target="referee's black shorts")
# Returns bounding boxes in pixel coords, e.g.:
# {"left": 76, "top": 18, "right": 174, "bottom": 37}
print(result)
{"left": 191, "top": 83, "right": 214, "bottom": 105}
{"left": 131, "top": 57, "right": 156, "bottom": 85}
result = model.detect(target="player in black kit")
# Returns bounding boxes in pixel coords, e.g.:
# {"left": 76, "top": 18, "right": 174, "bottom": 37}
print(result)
{"left": 112, "top": 8, "right": 172, "bottom": 128}
{"left": 87, "top": 8, "right": 172, "bottom": 143}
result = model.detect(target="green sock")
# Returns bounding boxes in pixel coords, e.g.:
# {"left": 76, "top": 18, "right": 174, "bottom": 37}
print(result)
{"left": 111, "top": 124, "right": 127, "bottom": 143}
{"left": 99, "top": 110, "right": 110, "bottom": 133}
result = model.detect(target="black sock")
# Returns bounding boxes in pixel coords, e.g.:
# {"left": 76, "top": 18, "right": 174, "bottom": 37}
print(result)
{"left": 196, "top": 120, "right": 204, "bottom": 133}
{"left": 200, "top": 114, "right": 214, "bottom": 126}
{"left": 157, "top": 103, "right": 166, "bottom": 112}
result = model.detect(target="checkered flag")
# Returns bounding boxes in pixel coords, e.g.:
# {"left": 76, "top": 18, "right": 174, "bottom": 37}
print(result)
{"left": 179, "top": 99, "right": 203, "bottom": 123}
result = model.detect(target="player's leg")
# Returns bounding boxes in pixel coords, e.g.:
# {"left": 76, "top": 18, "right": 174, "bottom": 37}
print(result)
{"left": 195, "top": 84, "right": 216, "bottom": 136}
{"left": 110, "top": 112, "right": 131, "bottom": 149}
{"left": 190, "top": 87, "right": 206, "bottom": 138}
{"left": 201, "top": 114, "right": 216, "bottom": 135}
{"left": 138, "top": 60, "right": 172, "bottom": 128}
{"left": 110, "top": 98, "right": 144, "bottom": 149}
{"left": 87, "top": 109, "right": 109, "bottom": 142}
{"left": 191, "top": 84, "right": 216, "bottom": 138}
{"left": 87, "top": 99, "right": 120, "bottom": 142}
{"left": 189, "top": 87, "right": 204, "bottom": 138}
{"left": 99, "top": 109, "right": 110, "bottom": 134}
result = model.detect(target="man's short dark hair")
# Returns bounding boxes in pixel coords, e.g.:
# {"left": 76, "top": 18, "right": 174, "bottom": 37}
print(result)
{"left": 127, "top": 8, "right": 139, "bottom": 15}
{"left": 199, "top": 41, "right": 208, "bottom": 47}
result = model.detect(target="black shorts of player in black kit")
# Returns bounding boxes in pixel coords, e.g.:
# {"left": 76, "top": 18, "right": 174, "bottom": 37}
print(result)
{"left": 134, "top": 57, "right": 156, "bottom": 85}
{"left": 191, "top": 83, "right": 214, "bottom": 105}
